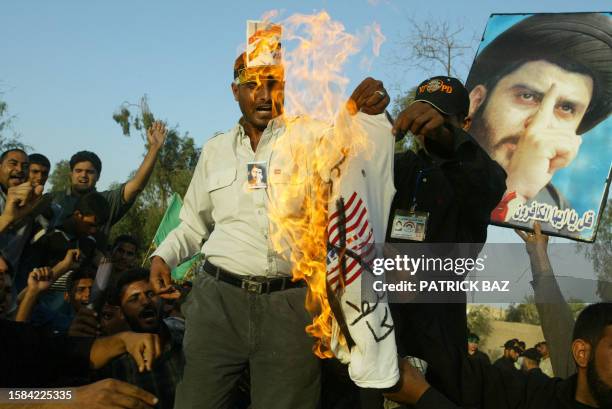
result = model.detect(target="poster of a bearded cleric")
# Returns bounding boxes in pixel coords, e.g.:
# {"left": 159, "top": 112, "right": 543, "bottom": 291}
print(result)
{"left": 465, "top": 12, "right": 612, "bottom": 242}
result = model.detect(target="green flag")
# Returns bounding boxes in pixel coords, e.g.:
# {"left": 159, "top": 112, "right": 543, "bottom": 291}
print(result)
{"left": 152, "top": 193, "right": 183, "bottom": 247}
{"left": 151, "top": 193, "right": 201, "bottom": 281}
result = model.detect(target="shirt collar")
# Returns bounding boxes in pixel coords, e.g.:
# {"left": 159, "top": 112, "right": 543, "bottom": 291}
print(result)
{"left": 236, "top": 115, "right": 286, "bottom": 142}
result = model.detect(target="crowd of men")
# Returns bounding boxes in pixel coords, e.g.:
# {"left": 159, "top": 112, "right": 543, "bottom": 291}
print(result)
{"left": 1, "top": 12, "right": 611, "bottom": 409}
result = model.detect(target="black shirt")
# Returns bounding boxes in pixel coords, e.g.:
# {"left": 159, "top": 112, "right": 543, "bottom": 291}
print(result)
{"left": 386, "top": 127, "right": 506, "bottom": 405}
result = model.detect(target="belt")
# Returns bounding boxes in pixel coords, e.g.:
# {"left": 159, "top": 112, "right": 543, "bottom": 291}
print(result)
{"left": 200, "top": 260, "right": 303, "bottom": 294}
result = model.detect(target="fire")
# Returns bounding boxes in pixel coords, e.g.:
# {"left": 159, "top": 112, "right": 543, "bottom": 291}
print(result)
{"left": 258, "top": 11, "right": 385, "bottom": 358}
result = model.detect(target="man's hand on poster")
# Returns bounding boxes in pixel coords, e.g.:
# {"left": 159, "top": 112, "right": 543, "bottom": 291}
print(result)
{"left": 505, "top": 84, "right": 582, "bottom": 201}
{"left": 150, "top": 256, "right": 180, "bottom": 300}
{"left": 347, "top": 77, "right": 390, "bottom": 115}
{"left": 515, "top": 221, "right": 549, "bottom": 254}
{"left": 392, "top": 102, "right": 453, "bottom": 149}
{"left": 515, "top": 222, "right": 553, "bottom": 278}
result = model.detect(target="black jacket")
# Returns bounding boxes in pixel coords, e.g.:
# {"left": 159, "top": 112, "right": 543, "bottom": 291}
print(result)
{"left": 386, "top": 128, "right": 506, "bottom": 406}
{"left": 387, "top": 128, "right": 506, "bottom": 245}
{"left": 416, "top": 364, "right": 597, "bottom": 409}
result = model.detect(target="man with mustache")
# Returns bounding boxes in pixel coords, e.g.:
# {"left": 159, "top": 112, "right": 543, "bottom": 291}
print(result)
{"left": 98, "top": 268, "right": 184, "bottom": 409}
{"left": 465, "top": 13, "right": 612, "bottom": 231}
{"left": 0, "top": 149, "right": 30, "bottom": 278}
{"left": 150, "top": 50, "right": 391, "bottom": 408}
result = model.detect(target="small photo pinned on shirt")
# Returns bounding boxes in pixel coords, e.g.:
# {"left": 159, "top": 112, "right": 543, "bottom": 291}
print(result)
{"left": 247, "top": 161, "right": 268, "bottom": 189}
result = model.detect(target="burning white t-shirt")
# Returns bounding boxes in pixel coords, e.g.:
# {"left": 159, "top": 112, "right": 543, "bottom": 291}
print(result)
{"left": 325, "top": 110, "right": 399, "bottom": 388}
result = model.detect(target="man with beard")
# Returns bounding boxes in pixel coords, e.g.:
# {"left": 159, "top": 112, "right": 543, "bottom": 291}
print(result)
{"left": 0, "top": 149, "right": 30, "bottom": 275}
{"left": 385, "top": 302, "right": 612, "bottom": 409}
{"left": 98, "top": 268, "right": 184, "bottom": 409}
{"left": 465, "top": 13, "right": 612, "bottom": 230}
{"left": 494, "top": 339, "right": 523, "bottom": 373}
{"left": 53, "top": 121, "right": 167, "bottom": 249}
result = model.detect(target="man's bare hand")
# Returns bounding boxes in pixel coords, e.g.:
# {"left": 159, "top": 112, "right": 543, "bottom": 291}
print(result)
{"left": 2, "top": 182, "right": 43, "bottom": 225}
{"left": 52, "top": 249, "right": 82, "bottom": 279}
{"left": 118, "top": 332, "right": 162, "bottom": 373}
{"left": 68, "top": 307, "right": 100, "bottom": 337}
{"left": 515, "top": 221, "right": 549, "bottom": 255}
{"left": 147, "top": 120, "right": 167, "bottom": 150}
{"left": 73, "top": 379, "right": 158, "bottom": 409}
{"left": 505, "top": 85, "right": 581, "bottom": 200}
{"left": 347, "top": 77, "right": 390, "bottom": 115}
{"left": 26, "top": 267, "right": 53, "bottom": 294}
{"left": 392, "top": 101, "right": 452, "bottom": 148}
{"left": 383, "top": 357, "right": 431, "bottom": 405}
{"left": 150, "top": 256, "right": 179, "bottom": 300}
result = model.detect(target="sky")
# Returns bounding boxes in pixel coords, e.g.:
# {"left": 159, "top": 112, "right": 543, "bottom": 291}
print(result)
{"left": 1, "top": 0, "right": 610, "bottom": 244}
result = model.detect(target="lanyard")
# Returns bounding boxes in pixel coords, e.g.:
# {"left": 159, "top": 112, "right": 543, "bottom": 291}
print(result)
{"left": 410, "top": 167, "right": 434, "bottom": 211}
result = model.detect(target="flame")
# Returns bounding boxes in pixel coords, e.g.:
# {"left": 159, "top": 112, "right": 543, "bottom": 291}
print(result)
{"left": 253, "top": 11, "right": 385, "bottom": 358}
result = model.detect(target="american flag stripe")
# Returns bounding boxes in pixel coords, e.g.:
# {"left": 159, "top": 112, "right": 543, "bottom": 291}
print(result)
{"left": 330, "top": 208, "right": 367, "bottom": 245}
{"left": 327, "top": 198, "right": 364, "bottom": 240}
{"left": 328, "top": 192, "right": 357, "bottom": 222}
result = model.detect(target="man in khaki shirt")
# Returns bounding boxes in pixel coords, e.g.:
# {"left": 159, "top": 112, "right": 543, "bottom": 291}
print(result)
{"left": 150, "top": 53, "right": 391, "bottom": 408}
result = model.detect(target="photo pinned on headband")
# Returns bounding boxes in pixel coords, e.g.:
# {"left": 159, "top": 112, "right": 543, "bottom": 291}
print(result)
{"left": 247, "top": 161, "right": 268, "bottom": 189}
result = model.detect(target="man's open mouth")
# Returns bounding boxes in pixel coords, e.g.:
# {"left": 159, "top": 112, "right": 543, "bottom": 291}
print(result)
{"left": 256, "top": 104, "right": 272, "bottom": 113}
{"left": 140, "top": 308, "right": 157, "bottom": 322}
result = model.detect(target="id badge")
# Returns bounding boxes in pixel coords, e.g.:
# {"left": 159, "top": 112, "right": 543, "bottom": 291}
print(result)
{"left": 247, "top": 161, "right": 268, "bottom": 189}
{"left": 390, "top": 209, "right": 429, "bottom": 241}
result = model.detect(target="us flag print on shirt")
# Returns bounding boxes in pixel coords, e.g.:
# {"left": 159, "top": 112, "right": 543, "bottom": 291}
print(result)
{"left": 327, "top": 191, "right": 376, "bottom": 291}
{"left": 326, "top": 110, "right": 399, "bottom": 389}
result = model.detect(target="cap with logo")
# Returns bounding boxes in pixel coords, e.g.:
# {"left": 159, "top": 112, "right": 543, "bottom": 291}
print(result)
{"left": 413, "top": 76, "right": 470, "bottom": 117}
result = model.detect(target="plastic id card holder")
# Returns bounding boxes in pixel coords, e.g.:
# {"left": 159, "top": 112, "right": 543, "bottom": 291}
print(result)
{"left": 390, "top": 209, "right": 429, "bottom": 241}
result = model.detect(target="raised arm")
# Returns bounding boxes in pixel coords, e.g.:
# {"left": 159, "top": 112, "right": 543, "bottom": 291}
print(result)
{"left": 122, "top": 121, "right": 167, "bottom": 203}
{"left": 516, "top": 222, "right": 575, "bottom": 377}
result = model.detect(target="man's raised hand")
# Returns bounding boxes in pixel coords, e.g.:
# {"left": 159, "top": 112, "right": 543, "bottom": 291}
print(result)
{"left": 146, "top": 120, "right": 167, "bottom": 150}
{"left": 347, "top": 77, "right": 390, "bottom": 115}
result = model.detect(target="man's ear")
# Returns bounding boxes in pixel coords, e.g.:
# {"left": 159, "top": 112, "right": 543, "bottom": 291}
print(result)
{"left": 462, "top": 116, "right": 473, "bottom": 131}
{"left": 468, "top": 85, "right": 488, "bottom": 119}
{"left": 231, "top": 83, "right": 239, "bottom": 102}
{"left": 572, "top": 339, "right": 592, "bottom": 369}
{"left": 64, "top": 291, "right": 70, "bottom": 302}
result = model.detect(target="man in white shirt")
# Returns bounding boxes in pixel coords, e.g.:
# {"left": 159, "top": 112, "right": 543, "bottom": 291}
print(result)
{"left": 149, "top": 53, "right": 391, "bottom": 408}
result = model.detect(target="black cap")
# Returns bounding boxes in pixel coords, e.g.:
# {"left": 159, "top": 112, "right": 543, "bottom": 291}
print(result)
{"left": 521, "top": 348, "right": 542, "bottom": 363}
{"left": 414, "top": 76, "right": 470, "bottom": 117}
{"left": 466, "top": 13, "right": 612, "bottom": 135}
{"left": 503, "top": 339, "right": 523, "bottom": 352}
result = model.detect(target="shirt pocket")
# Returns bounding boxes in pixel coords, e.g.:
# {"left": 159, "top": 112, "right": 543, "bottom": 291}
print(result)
{"left": 206, "top": 167, "right": 237, "bottom": 222}
{"left": 268, "top": 162, "right": 308, "bottom": 219}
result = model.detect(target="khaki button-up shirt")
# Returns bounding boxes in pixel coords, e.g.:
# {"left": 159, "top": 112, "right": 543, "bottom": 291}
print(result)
{"left": 153, "top": 117, "right": 295, "bottom": 277}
